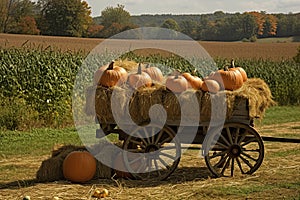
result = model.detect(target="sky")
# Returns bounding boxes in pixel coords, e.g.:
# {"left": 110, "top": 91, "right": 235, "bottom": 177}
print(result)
{"left": 85, "top": 0, "right": 300, "bottom": 17}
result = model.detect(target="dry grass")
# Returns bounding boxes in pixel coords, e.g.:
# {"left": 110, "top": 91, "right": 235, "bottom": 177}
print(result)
{"left": 0, "top": 33, "right": 299, "bottom": 60}
{"left": 0, "top": 122, "right": 299, "bottom": 200}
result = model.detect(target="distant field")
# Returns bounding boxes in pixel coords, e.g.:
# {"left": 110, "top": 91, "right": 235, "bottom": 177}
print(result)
{"left": 0, "top": 33, "right": 299, "bottom": 60}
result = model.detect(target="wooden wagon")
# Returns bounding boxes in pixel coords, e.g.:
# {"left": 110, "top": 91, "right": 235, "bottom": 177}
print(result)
{"left": 86, "top": 78, "right": 300, "bottom": 181}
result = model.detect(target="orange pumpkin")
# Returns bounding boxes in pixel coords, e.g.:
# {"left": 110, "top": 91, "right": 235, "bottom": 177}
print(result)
{"left": 113, "top": 152, "right": 146, "bottom": 179}
{"left": 143, "top": 64, "right": 164, "bottom": 83}
{"left": 93, "top": 61, "right": 128, "bottom": 87}
{"left": 182, "top": 72, "right": 203, "bottom": 90}
{"left": 208, "top": 67, "right": 243, "bottom": 91}
{"left": 63, "top": 151, "right": 97, "bottom": 183}
{"left": 229, "top": 60, "right": 247, "bottom": 82}
{"left": 128, "top": 64, "right": 152, "bottom": 89}
{"left": 201, "top": 79, "right": 220, "bottom": 93}
{"left": 166, "top": 74, "right": 188, "bottom": 93}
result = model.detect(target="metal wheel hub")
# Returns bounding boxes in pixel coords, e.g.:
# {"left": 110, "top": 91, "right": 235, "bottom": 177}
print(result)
{"left": 145, "top": 144, "right": 159, "bottom": 153}
{"left": 229, "top": 144, "right": 242, "bottom": 158}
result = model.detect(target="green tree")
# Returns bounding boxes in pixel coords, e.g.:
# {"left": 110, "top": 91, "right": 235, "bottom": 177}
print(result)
{"left": 39, "top": 0, "right": 92, "bottom": 37}
{"left": 161, "top": 18, "right": 180, "bottom": 31}
{"left": 100, "top": 4, "right": 131, "bottom": 28}
{"left": 0, "top": 0, "right": 37, "bottom": 33}
{"left": 99, "top": 4, "right": 137, "bottom": 38}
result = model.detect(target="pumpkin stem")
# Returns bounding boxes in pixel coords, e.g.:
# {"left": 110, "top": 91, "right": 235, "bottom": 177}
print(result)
{"left": 137, "top": 63, "right": 142, "bottom": 74}
{"left": 230, "top": 59, "right": 235, "bottom": 68}
{"left": 107, "top": 61, "right": 114, "bottom": 70}
{"left": 175, "top": 74, "right": 179, "bottom": 79}
{"left": 145, "top": 63, "right": 150, "bottom": 68}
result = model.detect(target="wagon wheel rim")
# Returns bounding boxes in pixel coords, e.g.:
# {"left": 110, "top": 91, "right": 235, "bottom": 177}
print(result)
{"left": 123, "top": 124, "right": 181, "bottom": 181}
{"left": 204, "top": 123, "right": 264, "bottom": 177}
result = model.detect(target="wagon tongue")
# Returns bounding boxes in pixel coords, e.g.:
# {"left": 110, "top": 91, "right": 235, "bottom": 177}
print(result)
{"left": 262, "top": 136, "right": 300, "bottom": 143}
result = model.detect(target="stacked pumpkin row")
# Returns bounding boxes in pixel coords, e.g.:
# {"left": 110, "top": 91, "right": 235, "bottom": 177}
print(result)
{"left": 93, "top": 60, "right": 248, "bottom": 93}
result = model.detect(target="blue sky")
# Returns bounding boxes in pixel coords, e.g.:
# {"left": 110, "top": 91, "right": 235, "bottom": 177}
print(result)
{"left": 85, "top": 0, "right": 300, "bottom": 17}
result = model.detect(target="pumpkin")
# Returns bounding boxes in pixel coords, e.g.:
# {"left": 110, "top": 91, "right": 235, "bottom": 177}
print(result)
{"left": 62, "top": 151, "right": 97, "bottom": 183}
{"left": 201, "top": 79, "right": 220, "bottom": 93}
{"left": 93, "top": 61, "right": 128, "bottom": 87}
{"left": 228, "top": 59, "right": 247, "bottom": 82}
{"left": 143, "top": 64, "right": 164, "bottom": 83}
{"left": 113, "top": 152, "right": 146, "bottom": 179}
{"left": 128, "top": 64, "right": 152, "bottom": 89}
{"left": 182, "top": 72, "right": 203, "bottom": 90}
{"left": 208, "top": 66, "right": 243, "bottom": 91}
{"left": 166, "top": 74, "right": 188, "bottom": 93}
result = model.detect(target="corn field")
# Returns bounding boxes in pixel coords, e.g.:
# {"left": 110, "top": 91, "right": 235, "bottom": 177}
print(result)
{"left": 0, "top": 46, "right": 299, "bottom": 130}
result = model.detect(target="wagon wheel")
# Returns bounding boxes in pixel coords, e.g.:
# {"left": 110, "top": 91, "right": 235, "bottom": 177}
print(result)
{"left": 204, "top": 123, "right": 264, "bottom": 177}
{"left": 122, "top": 124, "right": 181, "bottom": 181}
{"left": 100, "top": 123, "right": 116, "bottom": 134}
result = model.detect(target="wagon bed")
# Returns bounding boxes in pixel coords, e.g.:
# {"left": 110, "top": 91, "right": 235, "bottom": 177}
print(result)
{"left": 86, "top": 78, "right": 298, "bottom": 181}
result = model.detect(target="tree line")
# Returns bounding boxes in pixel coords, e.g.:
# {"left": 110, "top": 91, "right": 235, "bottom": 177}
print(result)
{"left": 0, "top": 0, "right": 299, "bottom": 41}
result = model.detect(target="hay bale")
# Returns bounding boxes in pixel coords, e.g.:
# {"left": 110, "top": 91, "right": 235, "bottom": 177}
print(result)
{"left": 163, "top": 90, "right": 181, "bottom": 123}
{"left": 85, "top": 86, "right": 97, "bottom": 116}
{"left": 178, "top": 89, "right": 203, "bottom": 124}
{"left": 130, "top": 84, "right": 166, "bottom": 124}
{"left": 36, "top": 145, "right": 86, "bottom": 182}
{"left": 232, "top": 78, "right": 276, "bottom": 118}
{"left": 115, "top": 59, "right": 138, "bottom": 72}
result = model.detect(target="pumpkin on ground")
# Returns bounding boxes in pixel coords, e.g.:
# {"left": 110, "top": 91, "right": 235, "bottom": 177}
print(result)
{"left": 128, "top": 64, "right": 152, "bottom": 89}
{"left": 93, "top": 61, "right": 128, "bottom": 87}
{"left": 208, "top": 66, "right": 244, "bottom": 91}
{"left": 201, "top": 79, "right": 220, "bottom": 93}
{"left": 143, "top": 64, "right": 164, "bottom": 83}
{"left": 62, "top": 151, "right": 97, "bottom": 183}
{"left": 166, "top": 74, "right": 188, "bottom": 93}
{"left": 182, "top": 72, "right": 203, "bottom": 90}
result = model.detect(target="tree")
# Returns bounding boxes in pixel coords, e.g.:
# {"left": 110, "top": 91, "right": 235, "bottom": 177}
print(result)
{"left": 39, "top": 0, "right": 92, "bottom": 37}
{"left": 161, "top": 18, "right": 180, "bottom": 31}
{"left": 100, "top": 4, "right": 131, "bottom": 28}
{"left": 0, "top": 0, "right": 37, "bottom": 33}
{"left": 99, "top": 4, "right": 137, "bottom": 38}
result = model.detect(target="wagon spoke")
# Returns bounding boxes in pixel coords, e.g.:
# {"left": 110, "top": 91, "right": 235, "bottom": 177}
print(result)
{"left": 160, "top": 136, "right": 172, "bottom": 145}
{"left": 239, "top": 155, "right": 254, "bottom": 169}
{"left": 226, "top": 127, "right": 234, "bottom": 144}
{"left": 209, "top": 151, "right": 227, "bottom": 159}
{"left": 155, "top": 130, "right": 164, "bottom": 144}
{"left": 236, "top": 157, "right": 245, "bottom": 174}
{"left": 220, "top": 134, "right": 231, "bottom": 146}
{"left": 160, "top": 152, "right": 176, "bottom": 160}
{"left": 231, "top": 158, "right": 235, "bottom": 177}
{"left": 158, "top": 156, "right": 169, "bottom": 169}
{"left": 213, "top": 154, "right": 229, "bottom": 168}
{"left": 143, "top": 127, "right": 151, "bottom": 144}
{"left": 238, "top": 131, "right": 247, "bottom": 145}
{"left": 234, "top": 127, "right": 240, "bottom": 144}
{"left": 241, "top": 152, "right": 258, "bottom": 162}
{"left": 216, "top": 141, "right": 229, "bottom": 149}
{"left": 221, "top": 156, "right": 231, "bottom": 175}
{"left": 241, "top": 137, "right": 258, "bottom": 147}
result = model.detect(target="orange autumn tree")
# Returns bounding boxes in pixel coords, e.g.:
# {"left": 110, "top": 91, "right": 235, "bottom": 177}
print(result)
{"left": 248, "top": 11, "right": 278, "bottom": 37}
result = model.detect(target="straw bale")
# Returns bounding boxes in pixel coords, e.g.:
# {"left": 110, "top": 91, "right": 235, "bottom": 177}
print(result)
{"left": 36, "top": 145, "right": 86, "bottom": 182}
{"left": 163, "top": 90, "right": 181, "bottom": 122}
{"left": 130, "top": 84, "right": 166, "bottom": 124}
{"left": 231, "top": 78, "right": 276, "bottom": 118}
{"left": 114, "top": 59, "right": 138, "bottom": 72}
{"left": 178, "top": 89, "right": 203, "bottom": 123}
{"left": 85, "top": 86, "right": 97, "bottom": 116}
{"left": 94, "top": 85, "right": 131, "bottom": 124}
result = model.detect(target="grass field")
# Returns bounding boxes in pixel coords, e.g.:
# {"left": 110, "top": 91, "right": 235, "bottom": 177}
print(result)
{"left": 0, "top": 106, "right": 299, "bottom": 199}
{"left": 1, "top": 33, "right": 299, "bottom": 61}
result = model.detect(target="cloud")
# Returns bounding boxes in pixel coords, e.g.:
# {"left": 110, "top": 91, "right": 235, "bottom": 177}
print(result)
{"left": 85, "top": 0, "right": 299, "bottom": 17}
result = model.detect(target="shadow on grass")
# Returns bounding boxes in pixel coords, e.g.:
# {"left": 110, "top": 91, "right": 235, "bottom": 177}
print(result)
{"left": 0, "top": 166, "right": 212, "bottom": 190}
